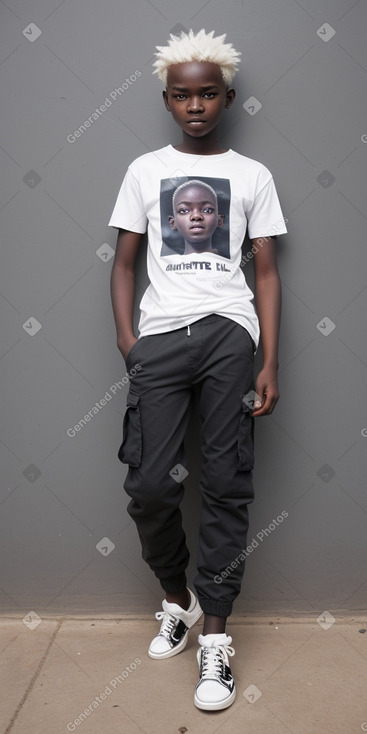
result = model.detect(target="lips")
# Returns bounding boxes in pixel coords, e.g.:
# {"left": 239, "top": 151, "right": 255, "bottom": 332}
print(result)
{"left": 190, "top": 225, "right": 205, "bottom": 230}
{"left": 187, "top": 119, "right": 206, "bottom": 124}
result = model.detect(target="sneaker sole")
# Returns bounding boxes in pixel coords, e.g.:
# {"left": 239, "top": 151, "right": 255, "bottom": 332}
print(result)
{"left": 148, "top": 629, "right": 189, "bottom": 659}
{"left": 194, "top": 686, "right": 236, "bottom": 711}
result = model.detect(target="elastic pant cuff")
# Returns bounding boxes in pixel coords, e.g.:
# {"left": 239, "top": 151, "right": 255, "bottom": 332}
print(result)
{"left": 159, "top": 572, "right": 188, "bottom": 594}
{"left": 198, "top": 597, "right": 233, "bottom": 618}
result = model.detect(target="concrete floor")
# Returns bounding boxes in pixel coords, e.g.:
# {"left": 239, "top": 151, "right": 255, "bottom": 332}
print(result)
{"left": 1, "top": 614, "right": 366, "bottom": 734}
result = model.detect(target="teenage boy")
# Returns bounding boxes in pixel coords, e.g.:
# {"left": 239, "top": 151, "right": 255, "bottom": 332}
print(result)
{"left": 169, "top": 179, "right": 224, "bottom": 255}
{"left": 109, "top": 28, "right": 287, "bottom": 711}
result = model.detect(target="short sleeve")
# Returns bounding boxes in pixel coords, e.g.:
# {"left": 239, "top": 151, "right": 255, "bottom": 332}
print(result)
{"left": 246, "top": 168, "right": 287, "bottom": 239}
{"left": 108, "top": 167, "right": 148, "bottom": 233}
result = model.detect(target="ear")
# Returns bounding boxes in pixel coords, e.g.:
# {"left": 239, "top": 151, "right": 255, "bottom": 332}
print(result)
{"left": 163, "top": 89, "right": 171, "bottom": 111}
{"left": 224, "top": 88, "right": 236, "bottom": 109}
{"left": 217, "top": 214, "right": 224, "bottom": 227}
{"left": 168, "top": 215, "right": 177, "bottom": 230}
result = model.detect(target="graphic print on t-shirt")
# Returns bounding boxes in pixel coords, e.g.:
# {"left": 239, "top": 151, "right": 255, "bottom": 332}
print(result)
{"left": 160, "top": 176, "right": 231, "bottom": 259}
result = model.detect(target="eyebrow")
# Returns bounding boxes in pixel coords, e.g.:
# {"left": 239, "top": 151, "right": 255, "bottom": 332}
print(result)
{"left": 176, "top": 199, "right": 216, "bottom": 207}
{"left": 170, "top": 85, "right": 220, "bottom": 92}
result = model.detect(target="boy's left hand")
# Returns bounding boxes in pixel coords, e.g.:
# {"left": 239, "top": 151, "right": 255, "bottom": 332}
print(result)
{"left": 252, "top": 366, "right": 279, "bottom": 417}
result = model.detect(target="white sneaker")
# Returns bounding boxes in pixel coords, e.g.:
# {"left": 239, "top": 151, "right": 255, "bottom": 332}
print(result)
{"left": 148, "top": 588, "right": 203, "bottom": 659}
{"left": 194, "top": 633, "right": 236, "bottom": 710}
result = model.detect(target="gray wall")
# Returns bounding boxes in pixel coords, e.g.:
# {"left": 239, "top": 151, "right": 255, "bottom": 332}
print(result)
{"left": 1, "top": 0, "right": 366, "bottom": 619}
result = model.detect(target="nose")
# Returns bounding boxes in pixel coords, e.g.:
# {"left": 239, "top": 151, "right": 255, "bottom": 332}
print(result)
{"left": 190, "top": 208, "right": 204, "bottom": 220}
{"left": 187, "top": 95, "right": 204, "bottom": 113}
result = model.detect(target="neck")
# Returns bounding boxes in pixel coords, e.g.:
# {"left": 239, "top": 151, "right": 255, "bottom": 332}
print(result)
{"left": 173, "top": 130, "right": 228, "bottom": 156}
{"left": 184, "top": 239, "right": 214, "bottom": 254}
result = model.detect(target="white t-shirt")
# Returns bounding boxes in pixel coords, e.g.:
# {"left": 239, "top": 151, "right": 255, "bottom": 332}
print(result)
{"left": 108, "top": 144, "right": 287, "bottom": 348}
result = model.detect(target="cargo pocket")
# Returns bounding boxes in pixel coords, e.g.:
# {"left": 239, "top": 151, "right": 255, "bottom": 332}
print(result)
{"left": 118, "top": 391, "right": 142, "bottom": 467}
{"left": 237, "top": 396, "right": 255, "bottom": 471}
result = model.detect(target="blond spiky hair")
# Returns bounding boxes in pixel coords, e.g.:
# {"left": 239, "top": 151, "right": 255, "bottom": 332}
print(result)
{"left": 153, "top": 28, "right": 241, "bottom": 87}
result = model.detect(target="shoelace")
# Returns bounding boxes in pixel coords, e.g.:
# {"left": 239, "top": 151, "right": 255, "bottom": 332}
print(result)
{"left": 200, "top": 643, "right": 235, "bottom": 679}
{"left": 155, "top": 610, "right": 178, "bottom": 639}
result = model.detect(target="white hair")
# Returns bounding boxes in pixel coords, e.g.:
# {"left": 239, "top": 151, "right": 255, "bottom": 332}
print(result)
{"left": 153, "top": 28, "right": 241, "bottom": 87}
{"left": 172, "top": 179, "right": 218, "bottom": 211}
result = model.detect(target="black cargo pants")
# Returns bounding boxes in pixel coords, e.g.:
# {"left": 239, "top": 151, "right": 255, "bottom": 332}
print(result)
{"left": 119, "top": 314, "right": 256, "bottom": 617}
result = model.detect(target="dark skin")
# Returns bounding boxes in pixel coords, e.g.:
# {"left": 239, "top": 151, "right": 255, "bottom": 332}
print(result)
{"left": 110, "top": 61, "right": 282, "bottom": 634}
{"left": 162, "top": 61, "right": 235, "bottom": 155}
{"left": 169, "top": 183, "right": 224, "bottom": 254}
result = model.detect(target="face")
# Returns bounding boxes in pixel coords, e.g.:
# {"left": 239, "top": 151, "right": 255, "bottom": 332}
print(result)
{"left": 169, "top": 183, "right": 224, "bottom": 243}
{"left": 163, "top": 61, "right": 235, "bottom": 138}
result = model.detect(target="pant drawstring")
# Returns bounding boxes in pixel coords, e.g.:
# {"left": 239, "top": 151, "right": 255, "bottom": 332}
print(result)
{"left": 187, "top": 324, "right": 191, "bottom": 336}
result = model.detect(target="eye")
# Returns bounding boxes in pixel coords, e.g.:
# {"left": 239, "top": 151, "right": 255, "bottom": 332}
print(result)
{"left": 173, "top": 94, "right": 186, "bottom": 100}
{"left": 203, "top": 92, "right": 217, "bottom": 98}
{"left": 177, "top": 207, "right": 189, "bottom": 214}
{"left": 202, "top": 207, "right": 215, "bottom": 213}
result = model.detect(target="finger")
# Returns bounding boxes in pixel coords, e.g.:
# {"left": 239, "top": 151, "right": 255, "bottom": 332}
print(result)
{"left": 253, "top": 392, "right": 277, "bottom": 416}
{"left": 252, "top": 396, "right": 263, "bottom": 416}
{"left": 262, "top": 393, "right": 278, "bottom": 415}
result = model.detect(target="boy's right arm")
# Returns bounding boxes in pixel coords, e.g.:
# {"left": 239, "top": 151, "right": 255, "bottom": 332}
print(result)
{"left": 110, "top": 228, "right": 143, "bottom": 362}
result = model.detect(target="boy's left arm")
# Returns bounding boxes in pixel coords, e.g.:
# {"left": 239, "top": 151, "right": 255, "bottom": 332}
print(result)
{"left": 251, "top": 236, "right": 281, "bottom": 417}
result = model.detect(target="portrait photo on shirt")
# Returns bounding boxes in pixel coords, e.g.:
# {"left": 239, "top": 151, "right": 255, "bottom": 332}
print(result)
{"left": 160, "top": 176, "right": 231, "bottom": 258}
